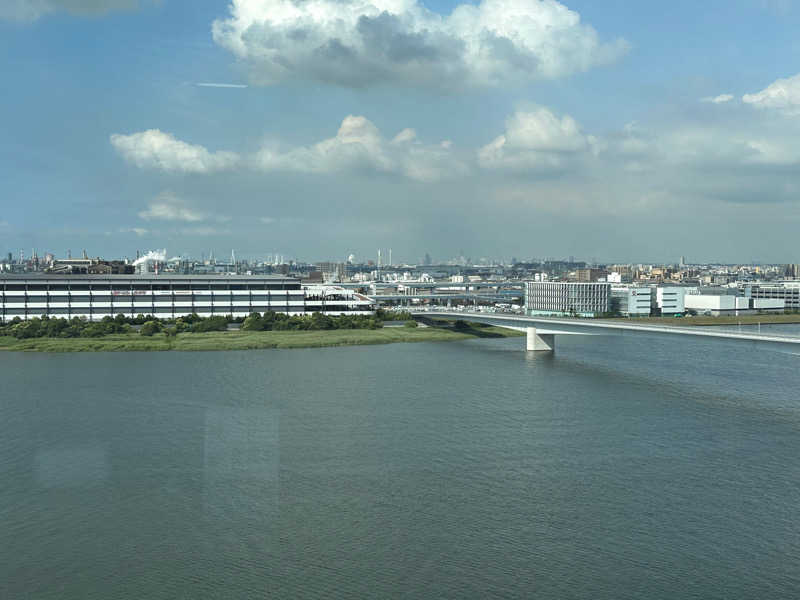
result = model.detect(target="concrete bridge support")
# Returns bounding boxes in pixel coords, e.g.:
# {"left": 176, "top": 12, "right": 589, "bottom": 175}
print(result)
{"left": 526, "top": 327, "right": 555, "bottom": 352}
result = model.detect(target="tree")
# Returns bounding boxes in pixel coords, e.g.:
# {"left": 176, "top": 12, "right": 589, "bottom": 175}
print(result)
{"left": 242, "top": 313, "right": 265, "bottom": 331}
{"left": 140, "top": 321, "right": 162, "bottom": 336}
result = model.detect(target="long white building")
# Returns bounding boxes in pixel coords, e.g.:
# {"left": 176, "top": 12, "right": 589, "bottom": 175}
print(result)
{"left": 525, "top": 281, "right": 610, "bottom": 317}
{"left": 0, "top": 275, "right": 375, "bottom": 321}
{"left": 684, "top": 294, "right": 784, "bottom": 316}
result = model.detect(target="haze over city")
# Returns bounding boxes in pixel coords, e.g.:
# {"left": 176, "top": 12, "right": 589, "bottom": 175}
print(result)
{"left": 2, "top": 0, "right": 800, "bottom": 263}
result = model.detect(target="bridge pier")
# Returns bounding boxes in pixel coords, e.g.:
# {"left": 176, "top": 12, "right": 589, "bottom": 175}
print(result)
{"left": 526, "top": 327, "right": 554, "bottom": 352}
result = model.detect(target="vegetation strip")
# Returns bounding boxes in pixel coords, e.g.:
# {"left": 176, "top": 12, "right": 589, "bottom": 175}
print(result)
{"left": 0, "top": 319, "right": 520, "bottom": 353}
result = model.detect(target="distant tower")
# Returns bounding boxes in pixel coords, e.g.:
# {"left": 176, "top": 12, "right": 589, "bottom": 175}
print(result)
{"left": 680, "top": 256, "right": 686, "bottom": 268}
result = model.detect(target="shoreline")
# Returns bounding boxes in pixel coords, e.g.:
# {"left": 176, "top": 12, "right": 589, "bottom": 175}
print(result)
{"left": 0, "top": 323, "right": 522, "bottom": 353}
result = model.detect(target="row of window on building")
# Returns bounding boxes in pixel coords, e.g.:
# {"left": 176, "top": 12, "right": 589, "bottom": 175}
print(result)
{"left": 525, "top": 282, "right": 793, "bottom": 317}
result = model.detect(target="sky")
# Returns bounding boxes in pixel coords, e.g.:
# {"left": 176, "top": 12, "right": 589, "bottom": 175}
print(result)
{"left": 2, "top": 0, "right": 800, "bottom": 264}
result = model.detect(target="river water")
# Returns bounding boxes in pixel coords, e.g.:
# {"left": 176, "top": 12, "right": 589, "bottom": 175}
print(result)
{"left": 2, "top": 328, "right": 800, "bottom": 599}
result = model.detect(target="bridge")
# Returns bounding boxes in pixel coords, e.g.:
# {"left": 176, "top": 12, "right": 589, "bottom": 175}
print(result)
{"left": 411, "top": 310, "right": 800, "bottom": 352}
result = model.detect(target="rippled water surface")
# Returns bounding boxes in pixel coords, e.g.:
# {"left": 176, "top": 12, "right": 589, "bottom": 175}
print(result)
{"left": 2, "top": 329, "right": 800, "bottom": 599}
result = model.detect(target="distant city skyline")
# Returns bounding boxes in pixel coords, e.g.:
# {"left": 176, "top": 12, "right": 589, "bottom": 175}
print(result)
{"left": 2, "top": 1, "right": 800, "bottom": 262}
{"left": 2, "top": 245, "right": 797, "bottom": 269}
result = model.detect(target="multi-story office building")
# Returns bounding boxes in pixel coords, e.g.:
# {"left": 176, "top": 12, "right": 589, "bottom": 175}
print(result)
{"left": 611, "top": 287, "right": 652, "bottom": 316}
{"left": 0, "top": 275, "right": 375, "bottom": 321}
{"left": 525, "top": 282, "right": 610, "bottom": 317}
{"left": 745, "top": 282, "right": 800, "bottom": 311}
{"left": 655, "top": 287, "right": 686, "bottom": 315}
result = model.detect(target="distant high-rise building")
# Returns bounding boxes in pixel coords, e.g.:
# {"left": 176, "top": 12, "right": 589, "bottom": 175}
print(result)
{"left": 424, "top": 253, "right": 432, "bottom": 266}
{"left": 784, "top": 264, "right": 800, "bottom": 278}
{"left": 574, "top": 268, "right": 607, "bottom": 282}
{"left": 680, "top": 256, "right": 686, "bottom": 267}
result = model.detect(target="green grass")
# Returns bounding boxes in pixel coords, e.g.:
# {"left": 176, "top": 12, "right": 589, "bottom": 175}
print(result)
{"left": 0, "top": 323, "right": 522, "bottom": 353}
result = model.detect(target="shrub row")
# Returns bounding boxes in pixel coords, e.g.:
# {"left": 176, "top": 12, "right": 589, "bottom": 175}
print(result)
{"left": 0, "top": 310, "right": 391, "bottom": 339}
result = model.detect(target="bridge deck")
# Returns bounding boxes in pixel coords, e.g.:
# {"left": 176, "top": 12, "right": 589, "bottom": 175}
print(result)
{"left": 413, "top": 311, "right": 800, "bottom": 347}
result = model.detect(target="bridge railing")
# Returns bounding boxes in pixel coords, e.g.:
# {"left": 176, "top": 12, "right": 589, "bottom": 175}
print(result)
{"left": 412, "top": 309, "right": 800, "bottom": 343}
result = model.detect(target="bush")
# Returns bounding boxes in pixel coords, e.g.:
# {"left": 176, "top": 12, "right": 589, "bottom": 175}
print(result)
{"left": 81, "top": 323, "right": 107, "bottom": 338}
{"left": 404, "top": 320, "right": 418, "bottom": 328}
{"left": 241, "top": 313, "right": 265, "bottom": 331}
{"left": 191, "top": 316, "right": 228, "bottom": 333}
{"left": 140, "top": 321, "right": 162, "bottom": 336}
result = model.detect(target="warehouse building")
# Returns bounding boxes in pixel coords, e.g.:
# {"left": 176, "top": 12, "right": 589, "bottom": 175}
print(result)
{"left": 0, "top": 275, "right": 374, "bottom": 321}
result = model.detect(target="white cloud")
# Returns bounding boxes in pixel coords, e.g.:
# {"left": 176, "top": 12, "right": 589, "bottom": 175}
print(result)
{"left": 478, "top": 107, "right": 596, "bottom": 170}
{"left": 254, "top": 115, "right": 465, "bottom": 181}
{"left": 701, "top": 94, "right": 734, "bottom": 104}
{"left": 119, "top": 227, "right": 150, "bottom": 236}
{"left": 138, "top": 191, "right": 229, "bottom": 223}
{"left": 743, "top": 73, "right": 800, "bottom": 114}
{"left": 179, "top": 226, "right": 231, "bottom": 236}
{"left": 212, "top": 0, "right": 629, "bottom": 89}
{"left": 259, "top": 217, "right": 276, "bottom": 224}
{"left": 1, "top": 0, "right": 141, "bottom": 22}
{"left": 110, "top": 129, "right": 239, "bottom": 173}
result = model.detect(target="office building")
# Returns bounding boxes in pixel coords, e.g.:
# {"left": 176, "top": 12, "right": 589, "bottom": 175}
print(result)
{"left": 525, "top": 282, "right": 610, "bottom": 317}
{"left": 611, "top": 287, "right": 652, "bottom": 316}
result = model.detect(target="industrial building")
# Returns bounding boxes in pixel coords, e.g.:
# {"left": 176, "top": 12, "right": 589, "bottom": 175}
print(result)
{"left": 611, "top": 287, "right": 652, "bottom": 316}
{"left": 655, "top": 287, "right": 686, "bottom": 315}
{"left": 745, "top": 282, "right": 800, "bottom": 311}
{"left": 683, "top": 294, "right": 783, "bottom": 316}
{"left": 0, "top": 275, "right": 375, "bottom": 321}
{"left": 525, "top": 281, "right": 610, "bottom": 317}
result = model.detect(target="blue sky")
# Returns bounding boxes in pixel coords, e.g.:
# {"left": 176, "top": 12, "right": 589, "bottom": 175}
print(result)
{"left": 2, "top": 0, "right": 800, "bottom": 264}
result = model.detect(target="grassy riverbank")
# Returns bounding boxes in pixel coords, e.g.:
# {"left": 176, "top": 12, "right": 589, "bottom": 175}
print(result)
{"left": 0, "top": 322, "right": 521, "bottom": 353}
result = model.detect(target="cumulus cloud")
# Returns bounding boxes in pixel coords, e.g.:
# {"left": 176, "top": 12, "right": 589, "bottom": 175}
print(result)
{"left": 211, "top": 0, "right": 629, "bottom": 89}
{"left": 478, "top": 107, "right": 597, "bottom": 170}
{"left": 138, "top": 192, "right": 229, "bottom": 223}
{"left": 743, "top": 73, "right": 800, "bottom": 114}
{"left": 110, "top": 129, "right": 239, "bottom": 173}
{"left": 701, "top": 94, "right": 734, "bottom": 104}
{"left": 1, "top": 0, "right": 143, "bottom": 22}
{"left": 254, "top": 115, "right": 465, "bottom": 181}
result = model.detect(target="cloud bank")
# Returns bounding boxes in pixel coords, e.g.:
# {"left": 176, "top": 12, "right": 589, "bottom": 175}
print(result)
{"left": 113, "top": 117, "right": 463, "bottom": 181}
{"left": 743, "top": 72, "right": 800, "bottom": 114}
{"left": 110, "top": 129, "right": 239, "bottom": 174}
{"left": 211, "top": 0, "right": 629, "bottom": 89}
{"left": 255, "top": 115, "right": 464, "bottom": 181}
{"left": 478, "top": 107, "right": 597, "bottom": 170}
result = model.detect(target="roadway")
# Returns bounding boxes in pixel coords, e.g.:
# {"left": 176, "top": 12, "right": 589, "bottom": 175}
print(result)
{"left": 412, "top": 310, "right": 800, "bottom": 351}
